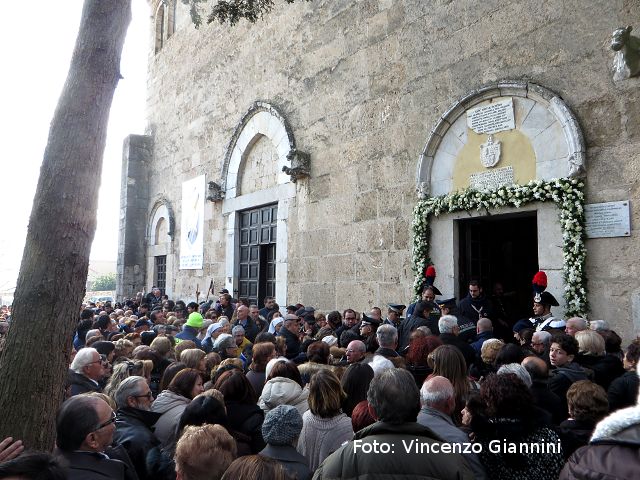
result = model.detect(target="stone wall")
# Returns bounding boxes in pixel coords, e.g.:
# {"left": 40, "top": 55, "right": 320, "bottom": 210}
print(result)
{"left": 136, "top": 0, "right": 640, "bottom": 339}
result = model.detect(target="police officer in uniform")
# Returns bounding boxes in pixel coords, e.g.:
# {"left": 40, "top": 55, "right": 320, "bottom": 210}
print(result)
{"left": 384, "top": 303, "right": 406, "bottom": 328}
{"left": 531, "top": 291, "right": 565, "bottom": 332}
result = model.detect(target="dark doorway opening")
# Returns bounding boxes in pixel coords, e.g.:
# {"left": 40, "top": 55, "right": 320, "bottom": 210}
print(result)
{"left": 458, "top": 212, "right": 538, "bottom": 323}
{"left": 237, "top": 204, "right": 277, "bottom": 306}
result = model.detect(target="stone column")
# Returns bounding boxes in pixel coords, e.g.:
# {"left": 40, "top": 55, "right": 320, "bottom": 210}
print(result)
{"left": 116, "top": 134, "right": 152, "bottom": 300}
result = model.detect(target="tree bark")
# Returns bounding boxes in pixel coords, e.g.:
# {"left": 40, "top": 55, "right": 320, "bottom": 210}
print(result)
{"left": 0, "top": 0, "right": 131, "bottom": 451}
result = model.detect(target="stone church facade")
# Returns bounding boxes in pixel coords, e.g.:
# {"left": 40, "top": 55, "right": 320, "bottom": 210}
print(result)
{"left": 118, "top": 0, "right": 640, "bottom": 339}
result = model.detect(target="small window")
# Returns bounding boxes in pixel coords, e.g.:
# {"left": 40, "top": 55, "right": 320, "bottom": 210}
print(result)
{"left": 155, "top": 255, "right": 167, "bottom": 293}
{"left": 154, "top": 0, "right": 176, "bottom": 54}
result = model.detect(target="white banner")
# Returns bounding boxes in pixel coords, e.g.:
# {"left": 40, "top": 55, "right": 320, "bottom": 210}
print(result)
{"left": 180, "top": 175, "right": 205, "bottom": 269}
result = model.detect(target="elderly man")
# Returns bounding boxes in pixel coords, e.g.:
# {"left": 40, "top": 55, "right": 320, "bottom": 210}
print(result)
{"left": 280, "top": 314, "right": 302, "bottom": 360}
{"left": 249, "top": 304, "right": 268, "bottom": 332}
{"left": 522, "top": 356, "right": 566, "bottom": 424}
{"left": 233, "top": 304, "right": 260, "bottom": 342}
{"left": 418, "top": 376, "right": 487, "bottom": 480}
{"left": 345, "top": 340, "right": 367, "bottom": 364}
{"left": 374, "top": 325, "right": 399, "bottom": 358}
{"left": 113, "top": 376, "right": 161, "bottom": 480}
{"left": 314, "top": 369, "right": 473, "bottom": 479}
{"left": 565, "top": 317, "right": 588, "bottom": 337}
{"left": 438, "top": 315, "right": 476, "bottom": 369}
{"left": 232, "top": 325, "right": 252, "bottom": 358}
{"left": 68, "top": 348, "right": 107, "bottom": 396}
{"left": 56, "top": 396, "right": 133, "bottom": 479}
{"left": 531, "top": 330, "right": 552, "bottom": 357}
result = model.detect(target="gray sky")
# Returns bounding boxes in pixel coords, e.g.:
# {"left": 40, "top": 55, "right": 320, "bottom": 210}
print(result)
{"left": 0, "top": 1, "right": 149, "bottom": 296}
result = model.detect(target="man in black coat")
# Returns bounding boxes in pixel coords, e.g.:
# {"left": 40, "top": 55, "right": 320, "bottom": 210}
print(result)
{"left": 398, "top": 301, "right": 437, "bottom": 352}
{"left": 280, "top": 314, "right": 303, "bottom": 360}
{"left": 55, "top": 396, "right": 136, "bottom": 480}
{"left": 457, "top": 280, "right": 494, "bottom": 323}
{"left": 68, "top": 348, "right": 107, "bottom": 396}
{"left": 438, "top": 315, "right": 476, "bottom": 370}
{"left": 113, "top": 377, "right": 162, "bottom": 480}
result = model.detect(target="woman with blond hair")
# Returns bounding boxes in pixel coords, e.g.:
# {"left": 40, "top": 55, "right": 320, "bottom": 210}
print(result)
{"left": 575, "top": 329, "right": 624, "bottom": 390}
{"left": 180, "top": 348, "right": 207, "bottom": 374}
{"left": 297, "top": 369, "right": 353, "bottom": 471}
{"left": 103, "top": 359, "right": 152, "bottom": 400}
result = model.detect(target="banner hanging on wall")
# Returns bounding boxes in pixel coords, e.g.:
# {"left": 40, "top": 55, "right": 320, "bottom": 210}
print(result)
{"left": 180, "top": 175, "right": 205, "bottom": 270}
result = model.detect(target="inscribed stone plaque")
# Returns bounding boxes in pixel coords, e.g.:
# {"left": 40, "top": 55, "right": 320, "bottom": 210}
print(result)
{"left": 585, "top": 201, "right": 631, "bottom": 238}
{"left": 469, "top": 166, "right": 514, "bottom": 191}
{"left": 467, "top": 98, "right": 515, "bottom": 135}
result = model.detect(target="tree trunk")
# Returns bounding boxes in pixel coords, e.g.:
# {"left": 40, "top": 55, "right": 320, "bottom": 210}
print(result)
{"left": 0, "top": 0, "right": 131, "bottom": 451}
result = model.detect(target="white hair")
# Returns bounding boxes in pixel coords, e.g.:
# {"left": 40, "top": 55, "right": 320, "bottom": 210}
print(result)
{"left": 265, "top": 357, "right": 288, "bottom": 379}
{"left": 497, "top": 363, "right": 532, "bottom": 388}
{"left": 438, "top": 315, "right": 458, "bottom": 334}
{"left": 370, "top": 355, "right": 394, "bottom": 378}
{"left": 420, "top": 376, "right": 454, "bottom": 407}
{"left": 70, "top": 347, "right": 99, "bottom": 373}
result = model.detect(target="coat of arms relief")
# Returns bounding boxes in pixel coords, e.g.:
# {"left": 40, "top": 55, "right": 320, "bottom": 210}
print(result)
{"left": 480, "top": 135, "right": 501, "bottom": 168}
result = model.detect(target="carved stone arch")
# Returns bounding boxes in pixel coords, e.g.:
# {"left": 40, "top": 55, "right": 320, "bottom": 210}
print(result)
{"left": 219, "top": 102, "right": 302, "bottom": 306}
{"left": 147, "top": 197, "right": 175, "bottom": 244}
{"left": 416, "top": 80, "right": 586, "bottom": 197}
{"left": 220, "top": 101, "right": 302, "bottom": 199}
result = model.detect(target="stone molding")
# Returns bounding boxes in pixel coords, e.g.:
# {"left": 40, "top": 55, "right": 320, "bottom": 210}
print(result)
{"left": 148, "top": 197, "right": 175, "bottom": 243}
{"left": 416, "top": 81, "right": 586, "bottom": 198}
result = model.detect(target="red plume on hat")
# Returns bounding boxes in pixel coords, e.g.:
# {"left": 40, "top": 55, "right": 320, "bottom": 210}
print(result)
{"left": 425, "top": 265, "right": 436, "bottom": 285}
{"left": 532, "top": 270, "right": 547, "bottom": 294}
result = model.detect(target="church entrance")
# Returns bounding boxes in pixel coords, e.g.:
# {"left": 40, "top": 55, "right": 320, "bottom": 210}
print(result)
{"left": 457, "top": 212, "right": 538, "bottom": 322}
{"left": 237, "top": 204, "right": 277, "bottom": 306}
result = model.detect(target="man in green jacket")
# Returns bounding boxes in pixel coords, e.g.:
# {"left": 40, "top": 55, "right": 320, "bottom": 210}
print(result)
{"left": 313, "top": 368, "right": 474, "bottom": 480}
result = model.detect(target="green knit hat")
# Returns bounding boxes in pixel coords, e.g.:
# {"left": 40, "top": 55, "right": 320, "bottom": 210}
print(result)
{"left": 186, "top": 312, "right": 204, "bottom": 329}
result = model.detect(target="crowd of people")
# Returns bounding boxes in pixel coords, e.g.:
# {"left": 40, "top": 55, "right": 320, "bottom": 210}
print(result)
{"left": 0, "top": 273, "right": 639, "bottom": 480}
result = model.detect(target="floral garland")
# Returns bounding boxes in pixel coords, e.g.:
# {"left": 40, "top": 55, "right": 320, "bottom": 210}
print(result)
{"left": 412, "top": 178, "right": 588, "bottom": 316}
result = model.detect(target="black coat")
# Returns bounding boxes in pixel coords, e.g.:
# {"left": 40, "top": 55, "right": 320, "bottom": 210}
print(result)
{"left": 68, "top": 369, "right": 101, "bottom": 396}
{"left": 575, "top": 353, "right": 624, "bottom": 391}
{"left": 280, "top": 327, "right": 302, "bottom": 360}
{"left": 225, "top": 401, "right": 265, "bottom": 455}
{"left": 608, "top": 370, "right": 640, "bottom": 412}
{"left": 397, "top": 315, "right": 434, "bottom": 351}
{"left": 439, "top": 333, "right": 476, "bottom": 371}
{"left": 58, "top": 451, "right": 134, "bottom": 480}
{"left": 457, "top": 294, "right": 494, "bottom": 322}
{"left": 114, "top": 407, "right": 163, "bottom": 480}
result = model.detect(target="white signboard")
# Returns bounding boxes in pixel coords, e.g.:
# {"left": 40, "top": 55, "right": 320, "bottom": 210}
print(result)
{"left": 180, "top": 175, "right": 205, "bottom": 269}
{"left": 467, "top": 98, "right": 515, "bottom": 135}
{"left": 585, "top": 201, "right": 631, "bottom": 238}
{"left": 469, "top": 166, "right": 514, "bottom": 191}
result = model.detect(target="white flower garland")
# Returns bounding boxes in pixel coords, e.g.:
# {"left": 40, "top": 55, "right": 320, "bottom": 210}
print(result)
{"left": 412, "top": 178, "right": 588, "bottom": 316}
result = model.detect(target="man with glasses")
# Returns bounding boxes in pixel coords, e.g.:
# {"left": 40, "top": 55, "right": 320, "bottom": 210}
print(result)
{"left": 67, "top": 347, "right": 107, "bottom": 396}
{"left": 113, "top": 376, "right": 162, "bottom": 480}
{"left": 56, "top": 395, "right": 132, "bottom": 479}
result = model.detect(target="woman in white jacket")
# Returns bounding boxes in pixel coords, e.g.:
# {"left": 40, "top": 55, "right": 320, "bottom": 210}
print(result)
{"left": 259, "top": 359, "right": 309, "bottom": 415}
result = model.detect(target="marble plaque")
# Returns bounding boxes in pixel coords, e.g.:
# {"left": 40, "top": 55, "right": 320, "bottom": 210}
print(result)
{"left": 467, "top": 98, "right": 515, "bottom": 134}
{"left": 585, "top": 201, "right": 631, "bottom": 238}
{"left": 469, "top": 166, "right": 514, "bottom": 191}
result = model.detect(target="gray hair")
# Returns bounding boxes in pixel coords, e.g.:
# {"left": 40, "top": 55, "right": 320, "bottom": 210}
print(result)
{"left": 420, "top": 376, "right": 454, "bottom": 407}
{"left": 370, "top": 355, "right": 394, "bottom": 377}
{"left": 589, "top": 320, "right": 610, "bottom": 332}
{"left": 416, "top": 326, "right": 432, "bottom": 336}
{"left": 367, "top": 368, "right": 420, "bottom": 424}
{"left": 232, "top": 325, "right": 245, "bottom": 335}
{"left": 70, "top": 348, "right": 99, "bottom": 373}
{"left": 376, "top": 324, "right": 398, "bottom": 348}
{"left": 497, "top": 363, "right": 532, "bottom": 388}
{"left": 438, "top": 315, "right": 458, "bottom": 334}
{"left": 567, "top": 317, "right": 588, "bottom": 331}
{"left": 114, "top": 376, "right": 147, "bottom": 409}
{"left": 532, "top": 330, "right": 552, "bottom": 346}
{"left": 85, "top": 329, "right": 102, "bottom": 343}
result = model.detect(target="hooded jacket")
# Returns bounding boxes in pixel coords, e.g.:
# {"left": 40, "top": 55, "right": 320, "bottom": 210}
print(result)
{"left": 150, "top": 390, "right": 190, "bottom": 449}
{"left": 559, "top": 405, "right": 640, "bottom": 480}
{"left": 259, "top": 377, "right": 309, "bottom": 415}
{"left": 312, "top": 421, "right": 474, "bottom": 480}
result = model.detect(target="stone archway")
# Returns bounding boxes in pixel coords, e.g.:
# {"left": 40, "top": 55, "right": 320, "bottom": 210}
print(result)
{"left": 220, "top": 102, "right": 303, "bottom": 305}
{"left": 147, "top": 198, "right": 175, "bottom": 295}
